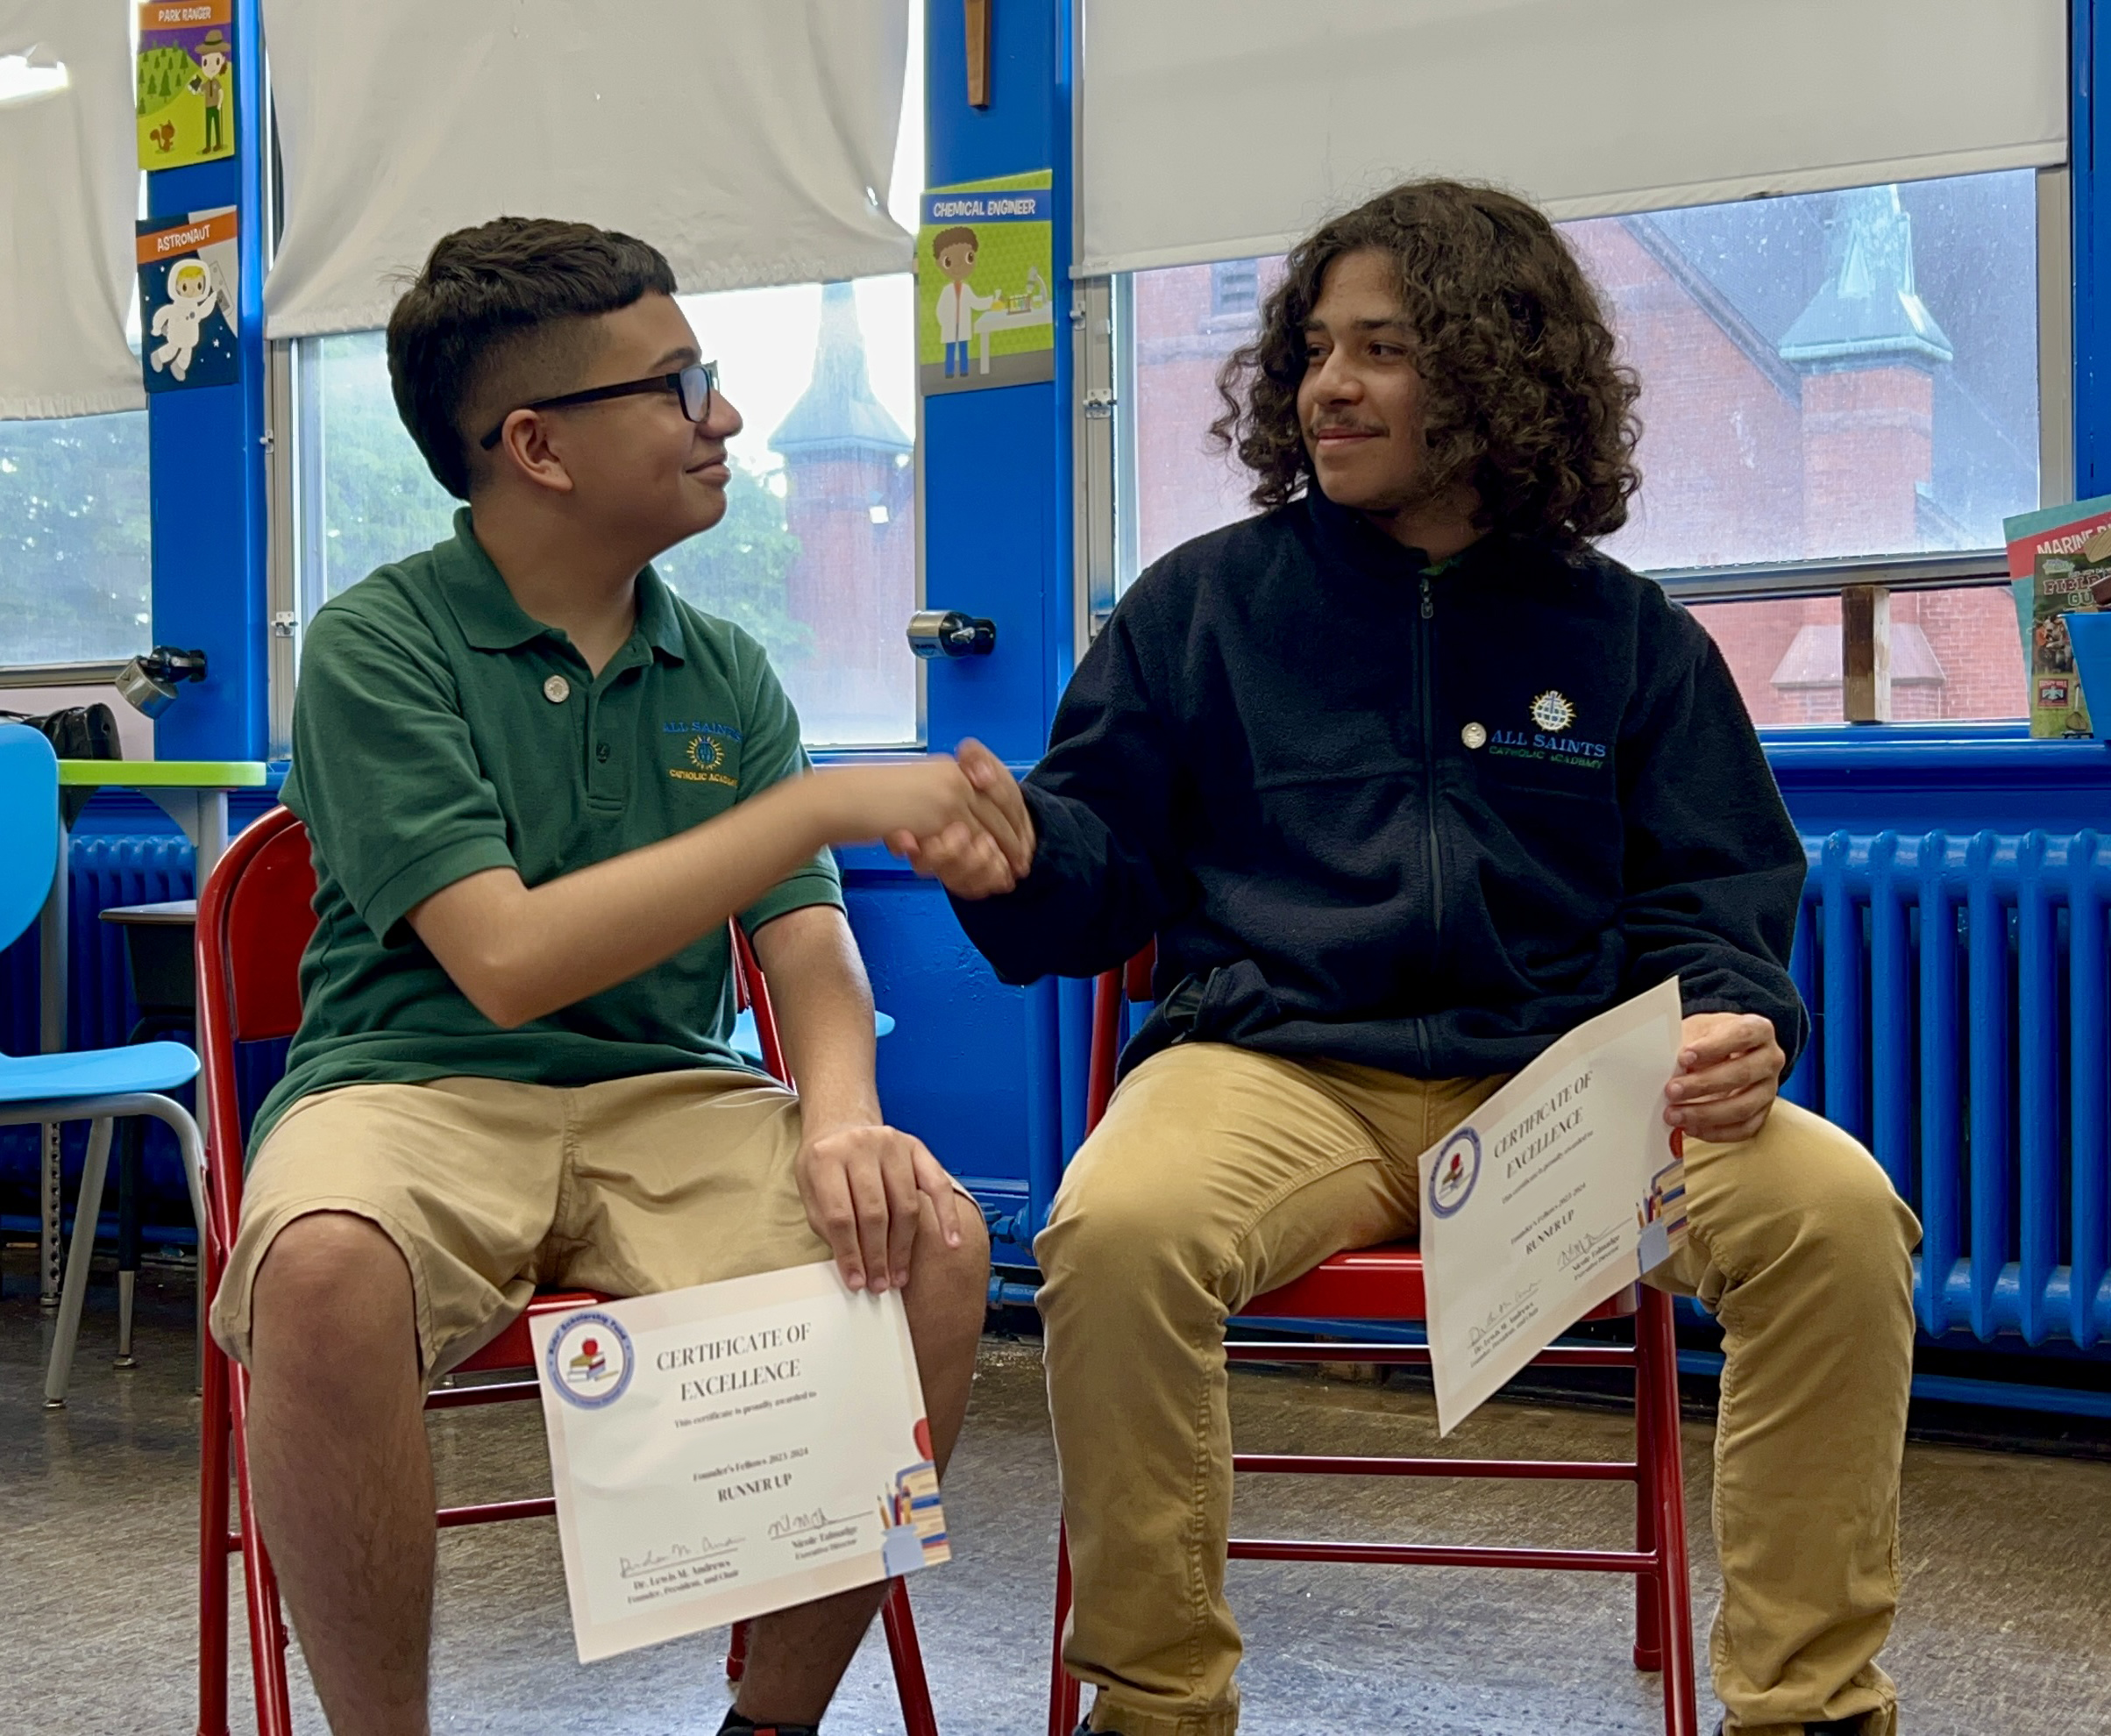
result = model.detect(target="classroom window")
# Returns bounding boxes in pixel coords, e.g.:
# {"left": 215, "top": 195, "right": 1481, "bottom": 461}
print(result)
{"left": 0, "top": 410, "right": 153, "bottom": 665}
{"left": 291, "top": 275, "right": 920, "bottom": 749}
{"left": 1688, "top": 587, "right": 2027, "bottom": 727}
{"left": 1209, "top": 259, "right": 1258, "bottom": 319}
{"left": 1116, "top": 170, "right": 2044, "bottom": 722}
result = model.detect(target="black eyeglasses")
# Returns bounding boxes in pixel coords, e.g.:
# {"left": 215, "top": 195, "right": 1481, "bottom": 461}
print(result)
{"left": 479, "top": 360, "right": 718, "bottom": 450}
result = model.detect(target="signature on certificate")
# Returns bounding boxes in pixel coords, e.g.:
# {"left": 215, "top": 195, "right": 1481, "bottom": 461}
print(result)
{"left": 619, "top": 1534, "right": 743, "bottom": 1578}
{"left": 768, "top": 1507, "right": 854, "bottom": 1540}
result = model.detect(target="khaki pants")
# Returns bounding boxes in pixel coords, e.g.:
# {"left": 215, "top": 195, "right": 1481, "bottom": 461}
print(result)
{"left": 1036, "top": 1043, "right": 1921, "bottom": 1736}
{"left": 211, "top": 1070, "right": 834, "bottom": 1380}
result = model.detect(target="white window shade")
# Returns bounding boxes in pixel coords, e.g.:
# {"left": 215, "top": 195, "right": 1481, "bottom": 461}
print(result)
{"left": 0, "top": 2, "right": 144, "bottom": 418}
{"left": 263, "top": 0, "right": 914, "bottom": 339}
{"left": 1079, "top": 0, "right": 2069, "bottom": 277}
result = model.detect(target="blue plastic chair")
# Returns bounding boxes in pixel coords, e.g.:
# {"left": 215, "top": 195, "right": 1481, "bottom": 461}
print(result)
{"left": 0, "top": 724, "right": 206, "bottom": 1407}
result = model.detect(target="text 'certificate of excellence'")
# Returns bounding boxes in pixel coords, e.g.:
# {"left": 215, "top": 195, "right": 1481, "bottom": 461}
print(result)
{"left": 1419, "top": 978, "right": 1689, "bottom": 1436}
{"left": 530, "top": 1262, "right": 950, "bottom": 1662}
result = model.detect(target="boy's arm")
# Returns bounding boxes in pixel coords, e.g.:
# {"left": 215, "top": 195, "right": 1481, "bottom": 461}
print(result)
{"left": 910, "top": 602, "right": 1189, "bottom": 980}
{"left": 1617, "top": 612, "right": 1810, "bottom": 1071}
{"left": 406, "top": 758, "right": 1020, "bottom": 1028}
{"left": 288, "top": 604, "right": 1027, "bottom": 1030}
{"left": 749, "top": 904, "right": 963, "bottom": 1295}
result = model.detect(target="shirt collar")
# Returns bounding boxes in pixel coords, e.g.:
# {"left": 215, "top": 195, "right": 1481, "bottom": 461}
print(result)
{"left": 633, "top": 565, "right": 688, "bottom": 664}
{"left": 437, "top": 508, "right": 686, "bottom": 664}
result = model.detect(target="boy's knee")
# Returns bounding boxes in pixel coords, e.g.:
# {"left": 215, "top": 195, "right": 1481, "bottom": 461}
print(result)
{"left": 915, "top": 1196, "right": 992, "bottom": 1324}
{"left": 1752, "top": 1110, "right": 1919, "bottom": 1292}
{"left": 1036, "top": 1183, "right": 1213, "bottom": 1310}
{"left": 250, "top": 1210, "right": 416, "bottom": 1355}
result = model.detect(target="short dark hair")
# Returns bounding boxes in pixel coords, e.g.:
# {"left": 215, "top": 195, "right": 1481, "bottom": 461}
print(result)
{"left": 1211, "top": 180, "right": 1641, "bottom": 545}
{"left": 386, "top": 217, "right": 679, "bottom": 500}
{"left": 931, "top": 225, "right": 978, "bottom": 258}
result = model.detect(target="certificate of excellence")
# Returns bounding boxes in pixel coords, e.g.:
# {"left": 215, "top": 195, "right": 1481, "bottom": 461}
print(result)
{"left": 530, "top": 1262, "right": 950, "bottom": 1661}
{"left": 1418, "top": 978, "right": 1689, "bottom": 1435}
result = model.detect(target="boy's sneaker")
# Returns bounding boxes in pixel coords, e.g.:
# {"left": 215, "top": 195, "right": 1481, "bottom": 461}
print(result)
{"left": 716, "top": 1712, "right": 818, "bottom": 1736}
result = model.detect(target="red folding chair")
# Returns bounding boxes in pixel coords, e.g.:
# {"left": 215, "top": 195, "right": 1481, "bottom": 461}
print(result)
{"left": 1047, "top": 945, "right": 1698, "bottom": 1736}
{"left": 195, "top": 805, "right": 938, "bottom": 1736}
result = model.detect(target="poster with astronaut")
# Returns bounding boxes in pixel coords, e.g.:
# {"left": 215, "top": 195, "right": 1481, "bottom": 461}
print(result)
{"left": 137, "top": 207, "right": 238, "bottom": 393}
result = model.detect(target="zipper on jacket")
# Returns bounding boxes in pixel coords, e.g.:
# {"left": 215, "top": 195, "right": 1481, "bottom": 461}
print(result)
{"left": 1418, "top": 570, "right": 1442, "bottom": 1072}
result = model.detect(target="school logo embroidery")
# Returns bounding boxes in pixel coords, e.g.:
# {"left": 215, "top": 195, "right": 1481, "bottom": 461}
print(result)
{"left": 1488, "top": 688, "right": 1609, "bottom": 768}
{"left": 664, "top": 719, "right": 741, "bottom": 788}
{"left": 545, "top": 1310, "right": 635, "bottom": 1410}
{"left": 1427, "top": 1128, "right": 1482, "bottom": 1219}
{"left": 1529, "top": 690, "right": 1576, "bottom": 732}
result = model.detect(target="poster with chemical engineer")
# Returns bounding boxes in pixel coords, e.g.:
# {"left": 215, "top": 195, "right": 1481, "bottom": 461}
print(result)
{"left": 917, "top": 171, "right": 1054, "bottom": 396}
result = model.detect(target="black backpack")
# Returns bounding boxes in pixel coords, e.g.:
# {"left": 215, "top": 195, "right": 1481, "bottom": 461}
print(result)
{"left": 1, "top": 702, "right": 122, "bottom": 825}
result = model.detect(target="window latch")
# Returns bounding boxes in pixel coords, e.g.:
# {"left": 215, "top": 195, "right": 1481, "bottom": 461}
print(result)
{"left": 906, "top": 609, "right": 997, "bottom": 659}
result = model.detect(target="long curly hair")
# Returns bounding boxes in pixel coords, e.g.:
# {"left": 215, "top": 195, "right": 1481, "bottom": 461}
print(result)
{"left": 1211, "top": 181, "right": 1641, "bottom": 545}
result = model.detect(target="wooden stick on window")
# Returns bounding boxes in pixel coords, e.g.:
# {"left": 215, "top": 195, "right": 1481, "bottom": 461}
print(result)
{"left": 1841, "top": 584, "right": 1893, "bottom": 724}
{"left": 965, "top": 0, "right": 991, "bottom": 107}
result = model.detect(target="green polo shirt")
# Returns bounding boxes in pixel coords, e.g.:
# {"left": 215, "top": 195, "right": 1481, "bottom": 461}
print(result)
{"left": 251, "top": 509, "right": 842, "bottom": 1151}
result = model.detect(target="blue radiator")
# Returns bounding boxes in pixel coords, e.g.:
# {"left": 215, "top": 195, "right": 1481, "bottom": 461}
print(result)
{"left": 1785, "top": 829, "right": 2110, "bottom": 1348}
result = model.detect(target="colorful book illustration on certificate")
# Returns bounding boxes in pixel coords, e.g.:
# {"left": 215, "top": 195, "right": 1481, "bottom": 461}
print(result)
{"left": 136, "top": 2, "right": 236, "bottom": 170}
{"left": 531, "top": 1262, "right": 950, "bottom": 1663}
{"left": 1418, "top": 978, "right": 1687, "bottom": 1435}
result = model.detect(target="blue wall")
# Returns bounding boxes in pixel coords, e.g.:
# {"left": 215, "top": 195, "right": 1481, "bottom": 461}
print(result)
{"left": 146, "top": 0, "right": 269, "bottom": 761}
{"left": 830, "top": 0, "right": 1082, "bottom": 1256}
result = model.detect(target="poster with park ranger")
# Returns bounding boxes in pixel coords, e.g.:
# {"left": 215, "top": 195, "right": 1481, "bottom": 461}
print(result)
{"left": 136, "top": 2, "right": 237, "bottom": 170}
{"left": 917, "top": 171, "right": 1055, "bottom": 396}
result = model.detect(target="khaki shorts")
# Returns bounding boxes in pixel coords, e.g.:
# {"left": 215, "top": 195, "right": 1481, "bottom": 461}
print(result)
{"left": 210, "top": 1069, "right": 833, "bottom": 1380}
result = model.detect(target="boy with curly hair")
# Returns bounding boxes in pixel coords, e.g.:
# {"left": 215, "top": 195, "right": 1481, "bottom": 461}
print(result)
{"left": 906, "top": 181, "right": 1920, "bottom": 1736}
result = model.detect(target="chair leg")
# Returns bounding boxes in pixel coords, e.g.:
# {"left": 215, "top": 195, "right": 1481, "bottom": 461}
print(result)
{"left": 43, "top": 1117, "right": 114, "bottom": 1408}
{"left": 1048, "top": 1521, "right": 1082, "bottom": 1736}
{"left": 1632, "top": 1318, "right": 1663, "bottom": 1673}
{"left": 116, "top": 1121, "right": 142, "bottom": 1367}
{"left": 197, "top": 1322, "right": 231, "bottom": 1736}
{"left": 880, "top": 1579, "right": 940, "bottom": 1736}
{"left": 231, "top": 1363, "right": 298, "bottom": 1736}
{"left": 153, "top": 1098, "right": 210, "bottom": 1396}
{"left": 1639, "top": 1289, "right": 1700, "bottom": 1736}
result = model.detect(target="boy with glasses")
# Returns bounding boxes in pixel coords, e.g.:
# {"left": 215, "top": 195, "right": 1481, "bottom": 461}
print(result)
{"left": 210, "top": 217, "right": 1028, "bottom": 1736}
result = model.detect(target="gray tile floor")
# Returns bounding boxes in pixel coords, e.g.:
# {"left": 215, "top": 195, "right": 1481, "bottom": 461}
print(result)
{"left": 6, "top": 1250, "right": 2109, "bottom": 1734}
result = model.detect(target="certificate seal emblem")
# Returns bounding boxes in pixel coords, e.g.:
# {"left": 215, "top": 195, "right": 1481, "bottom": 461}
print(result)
{"left": 1427, "top": 1127, "right": 1482, "bottom": 1219}
{"left": 545, "top": 1310, "right": 635, "bottom": 1409}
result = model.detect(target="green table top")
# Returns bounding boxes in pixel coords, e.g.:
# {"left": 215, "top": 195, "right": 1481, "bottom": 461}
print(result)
{"left": 57, "top": 759, "right": 268, "bottom": 789}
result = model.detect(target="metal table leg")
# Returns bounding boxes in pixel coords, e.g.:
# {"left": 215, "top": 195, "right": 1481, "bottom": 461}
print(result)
{"left": 145, "top": 787, "right": 231, "bottom": 1387}
{"left": 37, "top": 815, "right": 68, "bottom": 1307}
{"left": 146, "top": 789, "right": 229, "bottom": 1157}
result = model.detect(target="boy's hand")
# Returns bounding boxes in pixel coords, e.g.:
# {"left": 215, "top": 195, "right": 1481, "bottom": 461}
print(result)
{"left": 811, "top": 754, "right": 1033, "bottom": 875}
{"left": 891, "top": 739, "right": 1037, "bottom": 899}
{"left": 795, "top": 1120, "right": 964, "bottom": 1295}
{"left": 1665, "top": 1013, "right": 1784, "bottom": 1145}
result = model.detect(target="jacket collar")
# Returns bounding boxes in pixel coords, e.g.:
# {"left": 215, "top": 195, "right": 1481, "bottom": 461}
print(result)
{"left": 1302, "top": 487, "right": 1501, "bottom": 582}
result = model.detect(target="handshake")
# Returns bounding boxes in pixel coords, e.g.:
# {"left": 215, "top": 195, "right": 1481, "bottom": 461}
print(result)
{"left": 807, "top": 738, "right": 1034, "bottom": 900}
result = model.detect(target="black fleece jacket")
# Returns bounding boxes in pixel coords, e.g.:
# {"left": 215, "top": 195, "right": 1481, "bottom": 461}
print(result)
{"left": 950, "top": 491, "right": 1809, "bottom": 1083}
